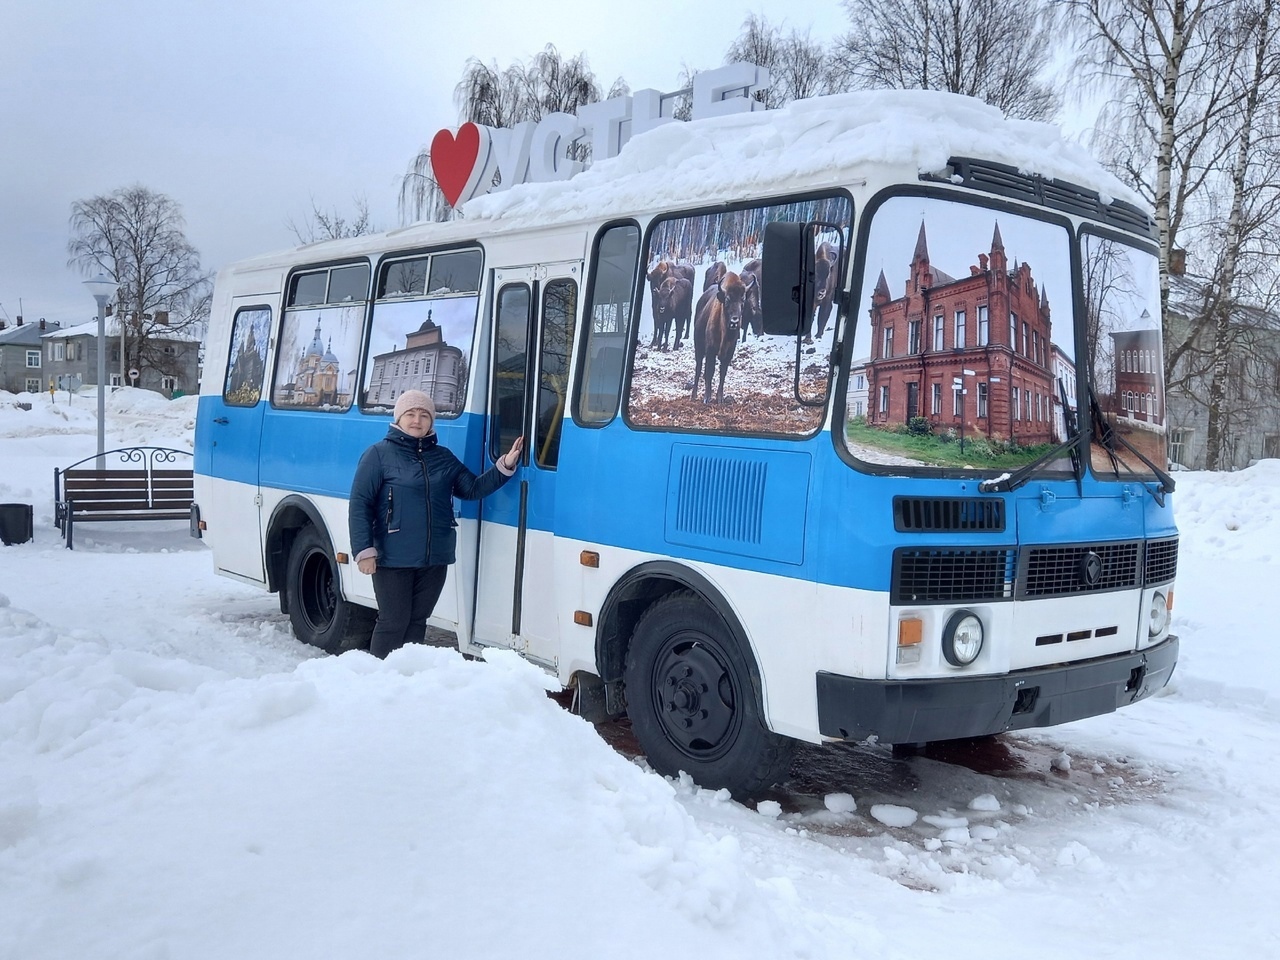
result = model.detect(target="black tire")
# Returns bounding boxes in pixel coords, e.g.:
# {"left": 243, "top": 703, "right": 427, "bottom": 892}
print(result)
{"left": 285, "top": 524, "right": 374, "bottom": 654}
{"left": 624, "top": 590, "right": 795, "bottom": 798}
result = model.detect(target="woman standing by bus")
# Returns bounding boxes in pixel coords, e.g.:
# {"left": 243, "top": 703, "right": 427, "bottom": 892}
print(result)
{"left": 349, "top": 389, "right": 523, "bottom": 658}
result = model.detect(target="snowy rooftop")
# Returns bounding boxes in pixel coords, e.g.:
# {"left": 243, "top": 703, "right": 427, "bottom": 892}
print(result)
{"left": 41, "top": 317, "right": 202, "bottom": 343}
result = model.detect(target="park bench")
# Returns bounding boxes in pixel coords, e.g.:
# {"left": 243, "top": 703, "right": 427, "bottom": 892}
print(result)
{"left": 54, "top": 446, "right": 194, "bottom": 549}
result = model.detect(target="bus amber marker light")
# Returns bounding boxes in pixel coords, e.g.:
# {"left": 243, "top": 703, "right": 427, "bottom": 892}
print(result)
{"left": 897, "top": 617, "right": 923, "bottom": 666}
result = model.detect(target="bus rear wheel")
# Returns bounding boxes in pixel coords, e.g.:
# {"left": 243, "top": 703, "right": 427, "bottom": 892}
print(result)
{"left": 285, "top": 524, "right": 373, "bottom": 655}
{"left": 624, "top": 590, "right": 795, "bottom": 799}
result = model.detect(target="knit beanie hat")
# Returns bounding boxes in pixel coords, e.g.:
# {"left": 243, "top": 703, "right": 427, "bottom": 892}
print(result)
{"left": 393, "top": 390, "right": 436, "bottom": 423}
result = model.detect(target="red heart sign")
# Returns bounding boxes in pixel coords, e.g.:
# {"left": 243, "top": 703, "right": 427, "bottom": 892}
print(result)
{"left": 431, "top": 123, "right": 486, "bottom": 208}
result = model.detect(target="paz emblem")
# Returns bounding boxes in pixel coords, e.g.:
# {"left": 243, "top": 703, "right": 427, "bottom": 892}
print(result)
{"left": 1079, "top": 551, "right": 1103, "bottom": 588}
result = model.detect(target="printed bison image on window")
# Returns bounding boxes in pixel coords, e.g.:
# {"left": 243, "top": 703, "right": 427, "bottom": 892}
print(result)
{"left": 626, "top": 196, "right": 852, "bottom": 436}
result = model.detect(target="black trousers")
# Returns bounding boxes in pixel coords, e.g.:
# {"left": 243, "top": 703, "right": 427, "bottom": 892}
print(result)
{"left": 369, "top": 565, "right": 449, "bottom": 659}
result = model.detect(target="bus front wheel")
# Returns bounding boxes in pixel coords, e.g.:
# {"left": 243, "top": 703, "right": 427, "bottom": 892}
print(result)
{"left": 624, "top": 590, "right": 794, "bottom": 798}
{"left": 285, "top": 524, "right": 373, "bottom": 655}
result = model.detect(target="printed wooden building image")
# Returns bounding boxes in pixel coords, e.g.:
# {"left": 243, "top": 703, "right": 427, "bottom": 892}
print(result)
{"left": 364, "top": 308, "right": 467, "bottom": 415}
{"left": 863, "top": 220, "right": 1067, "bottom": 448}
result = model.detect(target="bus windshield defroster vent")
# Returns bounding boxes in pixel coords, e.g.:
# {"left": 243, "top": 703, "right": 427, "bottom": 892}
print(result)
{"left": 894, "top": 497, "right": 1006, "bottom": 533}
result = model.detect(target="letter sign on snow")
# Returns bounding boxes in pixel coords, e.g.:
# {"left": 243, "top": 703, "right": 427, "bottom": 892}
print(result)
{"left": 430, "top": 122, "right": 496, "bottom": 208}
{"left": 429, "top": 63, "right": 771, "bottom": 208}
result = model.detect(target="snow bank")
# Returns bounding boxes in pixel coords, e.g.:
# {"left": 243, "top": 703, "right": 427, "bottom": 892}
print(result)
{"left": 0, "top": 599, "right": 825, "bottom": 959}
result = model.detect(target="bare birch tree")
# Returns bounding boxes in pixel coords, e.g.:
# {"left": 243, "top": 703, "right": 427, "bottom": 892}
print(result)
{"left": 1058, "top": 0, "right": 1280, "bottom": 468}
{"left": 286, "top": 195, "right": 376, "bottom": 245}
{"left": 1200, "top": 0, "right": 1280, "bottom": 467}
{"left": 834, "top": 0, "right": 1059, "bottom": 121}
{"left": 1054, "top": 0, "right": 1235, "bottom": 362}
{"left": 67, "top": 185, "right": 211, "bottom": 385}
{"left": 725, "top": 13, "right": 845, "bottom": 108}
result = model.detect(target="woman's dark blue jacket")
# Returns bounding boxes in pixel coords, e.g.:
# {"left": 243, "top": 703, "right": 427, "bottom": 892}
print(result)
{"left": 349, "top": 426, "right": 512, "bottom": 568}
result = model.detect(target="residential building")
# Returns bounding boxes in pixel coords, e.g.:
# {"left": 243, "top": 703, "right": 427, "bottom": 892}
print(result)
{"left": 1165, "top": 279, "right": 1280, "bottom": 469}
{"left": 0, "top": 317, "right": 61, "bottom": 394}
{"left": 40, "top": 317, "right": 200, "bottom": 398}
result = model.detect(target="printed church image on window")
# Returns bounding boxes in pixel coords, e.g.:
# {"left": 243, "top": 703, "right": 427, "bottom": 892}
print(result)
{"left": 365, "top": 309, "right": 466, "bottom": 414}
{"left": 864, "top": 221, "right": 1072, "bottom": 447}
{"left": 278, "top": 318, "right": 350, "bottom": 408}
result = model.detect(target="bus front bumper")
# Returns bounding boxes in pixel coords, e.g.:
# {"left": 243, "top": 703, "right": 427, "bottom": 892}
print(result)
{"left": 815, "top": 635, "right": 1178, "bottom": 745}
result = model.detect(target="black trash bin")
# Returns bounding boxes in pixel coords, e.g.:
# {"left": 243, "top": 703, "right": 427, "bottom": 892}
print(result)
{"left": 0, "top": 503, "right": 33, "bottom": 545}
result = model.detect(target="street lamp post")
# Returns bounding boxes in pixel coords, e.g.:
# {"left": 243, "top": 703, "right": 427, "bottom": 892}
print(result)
{"left": 84, "top": 274, "right": 119, "bottom": 470}
{"left": 955, "top": 368, "right": 976, "bottom": 455}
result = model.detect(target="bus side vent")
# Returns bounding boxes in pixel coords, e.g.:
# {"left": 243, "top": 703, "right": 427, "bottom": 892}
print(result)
{"left": 893, "top": 497, "right": 1005, "bottom": 532}
{"left": 891, "top": 548, "right": 1016, "bottom": 604}
{"left": 1144, "top": 537, "right": 1179, "bottom": 585}
{"left": 666, "top": 444, "right": 810, "bottom": 564}
{"left": 1022, "top": 541, "right": 1140, "bottom": 597}
{"left": 675, "top": 455, "right": 767, "bottom": 544}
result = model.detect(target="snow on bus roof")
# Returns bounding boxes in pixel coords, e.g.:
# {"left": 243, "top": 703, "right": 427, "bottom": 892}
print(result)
{"left": 463, "top": 89, "right": 1140, "bottom": 225}
{"left": 229, "top": 90, "right": 1138, "bottom": 273}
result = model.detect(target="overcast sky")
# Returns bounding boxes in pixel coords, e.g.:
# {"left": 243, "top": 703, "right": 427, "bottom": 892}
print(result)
{"left": 0, "top": 0, "right": 849, "bottom": 328}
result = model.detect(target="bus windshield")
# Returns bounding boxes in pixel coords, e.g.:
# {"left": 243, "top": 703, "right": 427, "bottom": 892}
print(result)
{"left": 1080, "top": 232, "right": 1168, "bottom": 479}
{"left": 845, "top": 194, "right": 1076, "bottom": 475}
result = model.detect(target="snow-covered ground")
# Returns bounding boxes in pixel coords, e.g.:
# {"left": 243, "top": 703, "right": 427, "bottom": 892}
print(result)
{"left": 1, "top": 386, "right": 1277, "bottom": 959}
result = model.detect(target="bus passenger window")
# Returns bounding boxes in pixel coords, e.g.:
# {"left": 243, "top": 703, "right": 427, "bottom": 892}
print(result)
{"left": 536, "top": 279, "right": 577, "bottom": 468}
{"left": 491, "top": 284, "right": 531, "bottom": 463}
{"left": 289, "top": 271, "right": 327, "bottom": 307}
{"left": 327, "top": 264, "right": 370, "bottom": 303}
{"left": 576, "top": 224, "right": 639, "bottom": 424}
{"left": 379, "top": 258, "right": 428, "bottom": 298}
{"left": 364, "top": 249, "right": 482, "bottom": 418}
{"left": 428, "top": 250, "right": 483, "bottom": 295}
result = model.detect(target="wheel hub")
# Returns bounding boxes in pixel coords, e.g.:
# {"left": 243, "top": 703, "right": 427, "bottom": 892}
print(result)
{"left": 654, "top": 640, "right": 736, "bottom": 756}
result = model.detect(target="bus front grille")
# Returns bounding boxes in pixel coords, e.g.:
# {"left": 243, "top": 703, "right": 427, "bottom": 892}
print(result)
{"left": 1144, "top": 537, "right": 1179, "bottom": 585}
{"left": 891, "top": 548, "right": 1016, "bottom": 604}
{"left": 1023, "top": 542, "right": 1140, "bottom": 597}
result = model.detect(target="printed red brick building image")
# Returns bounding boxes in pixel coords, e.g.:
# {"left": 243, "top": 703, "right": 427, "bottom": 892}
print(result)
{"left": 864, "top": 219, "right": 1068, "bottom": 447}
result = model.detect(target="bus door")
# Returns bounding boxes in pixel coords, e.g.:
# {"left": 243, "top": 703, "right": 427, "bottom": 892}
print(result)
{"left": 473, "top": 262, "right": 581, "bottom": 664}
{"left": 206, "top": 300, "right": 274, "bottom": 581}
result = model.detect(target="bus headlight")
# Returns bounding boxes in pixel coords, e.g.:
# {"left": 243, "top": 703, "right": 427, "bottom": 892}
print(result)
{"left": 942, "top": 611, "right": 984, "bottom": 666}
{"left": 1149, "top": 591, "right": 1170, "bottom": 636}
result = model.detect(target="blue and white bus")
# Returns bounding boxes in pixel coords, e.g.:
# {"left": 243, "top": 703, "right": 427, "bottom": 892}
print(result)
{"left": 193, "top": 90, "right": 1178, "bottom": 796}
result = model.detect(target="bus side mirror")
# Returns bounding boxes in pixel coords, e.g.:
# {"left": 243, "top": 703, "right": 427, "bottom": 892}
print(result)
{"left": 761, "top": 220, "right": 813, "bottom": 336}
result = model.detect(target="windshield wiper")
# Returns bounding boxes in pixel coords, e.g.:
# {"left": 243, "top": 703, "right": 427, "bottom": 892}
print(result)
{"left": 1086, "top": 385, "right": 1176, "bottom": 506}
{"left": 980, "top": 378, "right": 1083, "bottom": 494}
